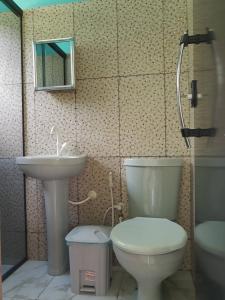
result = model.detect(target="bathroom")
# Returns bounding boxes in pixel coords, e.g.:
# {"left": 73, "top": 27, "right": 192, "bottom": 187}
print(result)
{"left": 0, "top": 0, "right": 224, "bottom": 299}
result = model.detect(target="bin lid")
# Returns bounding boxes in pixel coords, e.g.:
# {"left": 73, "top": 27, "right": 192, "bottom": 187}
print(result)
{"left": 65, "top": 225, "right": 112, "bottom": 245}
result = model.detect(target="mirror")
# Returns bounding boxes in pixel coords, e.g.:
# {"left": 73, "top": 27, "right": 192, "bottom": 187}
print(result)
{"left": 33, "top": 38, "right": 75, "bottom": 91}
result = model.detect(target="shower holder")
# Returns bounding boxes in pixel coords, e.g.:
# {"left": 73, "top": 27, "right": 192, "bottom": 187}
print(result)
{"left": 180, "top": 30, "right": 214, "bottom": 47}
{"left": 181, "top": 128, "right": 216, "bottom": 138}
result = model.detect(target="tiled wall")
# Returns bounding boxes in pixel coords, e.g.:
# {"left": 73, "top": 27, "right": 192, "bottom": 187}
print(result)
{"left": 23, "top": 0, "right": 193, "bottom": 269}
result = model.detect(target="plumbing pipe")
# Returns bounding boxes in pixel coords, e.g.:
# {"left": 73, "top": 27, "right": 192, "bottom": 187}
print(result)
{"left": 69, "top": 191, "right": 97, "bottom": 206}
{"left": 103, "top": 203, "right": 124, "bottom": 225}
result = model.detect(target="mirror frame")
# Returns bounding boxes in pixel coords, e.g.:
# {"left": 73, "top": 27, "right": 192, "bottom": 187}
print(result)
{"left": 33, "top": 37, "right": 75, "bottom": 91}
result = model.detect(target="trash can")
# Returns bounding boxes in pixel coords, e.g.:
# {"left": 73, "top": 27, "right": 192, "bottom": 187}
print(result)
{"left": 65, "top": 225, "right": 112, "bottom": 296}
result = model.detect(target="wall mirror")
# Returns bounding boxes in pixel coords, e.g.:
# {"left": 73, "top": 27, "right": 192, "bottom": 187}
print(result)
{"left": 33, "top": 37, "right": 75, "bottom": 91}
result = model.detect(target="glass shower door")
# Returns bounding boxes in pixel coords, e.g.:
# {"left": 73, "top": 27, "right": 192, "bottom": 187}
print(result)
{"left": 0, "top": 0, "right": 26, "bottom": 279}
{"left": 192, "top": 0, "right": 225, "bottom": 299}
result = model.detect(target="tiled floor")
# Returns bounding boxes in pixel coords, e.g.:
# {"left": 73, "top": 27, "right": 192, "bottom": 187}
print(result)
{"left": 3, "top": 261, "right": 195, "bottom": 300}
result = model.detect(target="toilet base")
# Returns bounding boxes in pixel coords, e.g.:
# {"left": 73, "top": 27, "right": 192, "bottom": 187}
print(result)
{"left": 137, "top": 283, "right": 162, "bottom": 300}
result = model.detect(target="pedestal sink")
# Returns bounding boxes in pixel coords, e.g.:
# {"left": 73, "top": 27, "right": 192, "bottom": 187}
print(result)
{"left": 16, "top": 154, "right": 87, "bottom": 275}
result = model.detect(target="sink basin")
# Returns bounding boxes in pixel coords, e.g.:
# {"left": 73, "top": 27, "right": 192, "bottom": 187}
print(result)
{"left": 16, "top": 154, "right": 87, "bottom": 275}
{"left": 16, "top": 155, "right": 87, "bottom": 180}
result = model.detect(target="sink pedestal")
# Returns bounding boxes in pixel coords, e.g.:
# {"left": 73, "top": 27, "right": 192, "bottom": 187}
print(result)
{"left": 43, "top": 179, "right": 69, "bottom": 275}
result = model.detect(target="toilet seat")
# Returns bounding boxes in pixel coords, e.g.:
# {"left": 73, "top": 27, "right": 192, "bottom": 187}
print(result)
{"left": 195, "top": 221, "right": 225, "bottom": 258}
{"left": 110, "top": 217, "right": 187, "bottom": 255}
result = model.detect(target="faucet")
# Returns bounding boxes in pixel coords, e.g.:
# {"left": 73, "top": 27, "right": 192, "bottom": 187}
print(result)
{"left": 50, "top": 126, "right": 67, "bottom": 156}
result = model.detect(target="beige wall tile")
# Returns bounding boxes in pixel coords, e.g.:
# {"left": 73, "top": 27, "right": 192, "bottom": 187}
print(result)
{"left": 177, "top": 158, "right": 191, "bottom": 238}
{"left": 183, "top": 239, "right": 192, "bottom": 270}
{"left": 120, "top": 75, "right": 165, "bottom": 156}
{"left": 118, "top": 0, "right": 164, "bottom": 76}
{"left": 25, "top": 178, "right": 38, "bottom": 233}
{"left": 68, "top": 177, "right": 79, "bottom": 228}
{"left": 78, "top": 157, "right": 121, "bottom": 225}
{"left": 0, "top": 12, "right": 21, "bottom": 85}
{"left": 24, "top": 84, "right": 36, "bottom": 155}
{"left": 38, "top": 232, "right": 48, "bottom": 261}
{"left": 33, "top": 4, "right": 74, "bottom": 40}
{"left": 36, "top": 181, "right": 46, "bottom": 233}
{"left": 76, "top": 78, "right": 119, "bottom": 157}
{"left": 165, "top": 72, "right": 190, "bottom": 156}
{"left": 118, "top": 0, "right": 164, "bottom": 75}
{"left": 164, "top": 0, "right": 189, "bottom": 73}
{"left": 23, "top": 10, "right": 34, "bottom": 84}
{"left": 27, "top": 232, "right": 39, "bottom": 260}
{"left": 74, "top": 0, "right": 117, "bottom": 79}
{"left": 35, "top": 90, "right": 76, "bottom": 155}
{"left": 0, "top": 85, "right": 23, "bottom": 158}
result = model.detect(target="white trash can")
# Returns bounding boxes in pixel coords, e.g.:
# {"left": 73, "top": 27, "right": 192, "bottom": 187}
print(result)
{"left": 65, "top": 225, "right": 112, "bottom": 296}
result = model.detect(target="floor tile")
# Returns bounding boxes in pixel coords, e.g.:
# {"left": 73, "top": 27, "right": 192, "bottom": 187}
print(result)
{"left": 38, "top": 273, "right": 73, "bottom": 300}
{"left": 3, "top": 261, "right": 53, "bottom": 300}
{"left": 3, "top": 261, "right": 195, "bottom": 300}
{"left": 118, "top": 272, "right": 137, "bottom": 300}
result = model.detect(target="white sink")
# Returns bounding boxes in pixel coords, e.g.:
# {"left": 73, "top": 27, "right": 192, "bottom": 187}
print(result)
{"left": 16, "top": 154, "right": 87, "bottom": 276}
{"left": 16, "top": 155, "right": 87, "bottom": 180}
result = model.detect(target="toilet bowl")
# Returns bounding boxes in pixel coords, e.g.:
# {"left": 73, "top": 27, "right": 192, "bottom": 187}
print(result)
{"left": 111, "top": 217, "right": 187, "bottom": 300}
{"left": 110, "top": 158, "right": 187, "bottom": 300}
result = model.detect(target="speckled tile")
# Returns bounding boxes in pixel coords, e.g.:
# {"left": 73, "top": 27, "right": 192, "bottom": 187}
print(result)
{"left": 0, "top": 12, "right": 22, "bottom": 85}
{"left": 74, "top": 0, "right": 117, "bottom": 78}
{"left": 119, "top": 75, "right": 165, "bottom": 156}
{"left": 38, "top": 232, "right": 48, "bottom": 261}
{"left": 76, "top": 78, "right": 119, "bottom": 157}
{"left": 33, "top": 4, "right": 74, "bottom": 40}
{"left": 177, "top": 158, "right": 192, "bottom": 237}
{"left": 165, "top": 72, "right": 190, "bottom": 156}
{"left": 183, "top": 239, "right": 192, "bottom": 271}
{"left": 164, "top": 0, "right": 189, "bottom": 73}
{"left": 78, "top": 157, "right": 121, "bottom": 225}
{"left": 118, "top": 0, "right": 164, "bottom": 76}
{"left": 27, "top": 232, "right": 39, "bottom": 260}
{"left": 36, "top": 181, "right": 46, "bottom": 234}
{"left": 34, "top": 90, "right": 76, "bottom": 155}
{"left": 25, "top": 177, "right": 38, "bottom": 233}
{"left": 0, "top": 84, "right": 23, "bottom": 158}
{"left": 24, "top": 84, "right": 36, "bottom": 156}
{"left": 68, "top": 177, "right": 79, "bottom": 228}
{"left": 22, "top": 10, "right": 34, "bottom": 84}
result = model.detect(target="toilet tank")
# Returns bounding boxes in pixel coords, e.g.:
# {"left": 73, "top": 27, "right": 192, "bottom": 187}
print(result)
{"left": 124, "top": 158, "right": 183, "bottom": 220}
{"left": 195, "top": 157, "right": 225, "bottom": 223}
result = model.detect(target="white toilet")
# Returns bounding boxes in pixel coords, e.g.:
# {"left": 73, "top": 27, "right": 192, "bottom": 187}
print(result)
{"left": 110, "top": 158, "right": 187, "bottom": 300}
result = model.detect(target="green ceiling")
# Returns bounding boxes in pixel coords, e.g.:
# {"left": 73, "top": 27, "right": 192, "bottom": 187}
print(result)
{"left": 14, "top": 0, "right": 84, "bottom": 10}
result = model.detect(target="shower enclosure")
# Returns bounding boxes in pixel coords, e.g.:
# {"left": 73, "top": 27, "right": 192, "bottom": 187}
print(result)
{"left": 177, "top": 1, "right": 225, "bottom": 299}
{"left": 0, "top": 0, "right": 26, "bottom": 279}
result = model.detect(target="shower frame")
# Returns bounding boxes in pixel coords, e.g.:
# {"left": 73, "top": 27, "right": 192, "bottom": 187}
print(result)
{"left": 1, "top": 0, "right": 27, "bottom": 281}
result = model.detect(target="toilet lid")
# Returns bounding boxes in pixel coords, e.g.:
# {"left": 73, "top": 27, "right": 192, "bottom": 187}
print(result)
{"left": 110, "top": 217, "right": 187, "bottom": 255}
{"left": 195, "top": 221, "right": 225, "bottom": 257}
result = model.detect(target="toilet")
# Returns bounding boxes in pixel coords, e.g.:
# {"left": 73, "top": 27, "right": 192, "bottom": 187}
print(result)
{"left": 110, "top": 158, "right": 187, "bottom": 300}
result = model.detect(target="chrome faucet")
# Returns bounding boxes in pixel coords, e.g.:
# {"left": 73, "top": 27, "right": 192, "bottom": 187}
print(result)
{"left": 50, "top": 126, "right": 67, "bottom": 156}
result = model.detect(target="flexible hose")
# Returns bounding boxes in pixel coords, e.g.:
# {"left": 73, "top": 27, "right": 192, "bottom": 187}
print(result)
{"left": 69, "top": 191, "right": 97, "bottom": 206}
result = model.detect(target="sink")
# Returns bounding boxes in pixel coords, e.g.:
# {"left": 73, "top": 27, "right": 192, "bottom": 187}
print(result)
{"left": 16, "top": 155, "right": 87, "bottom": 180}
{"left": 16, "top": 154, "right": 87, "bottom": 275}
